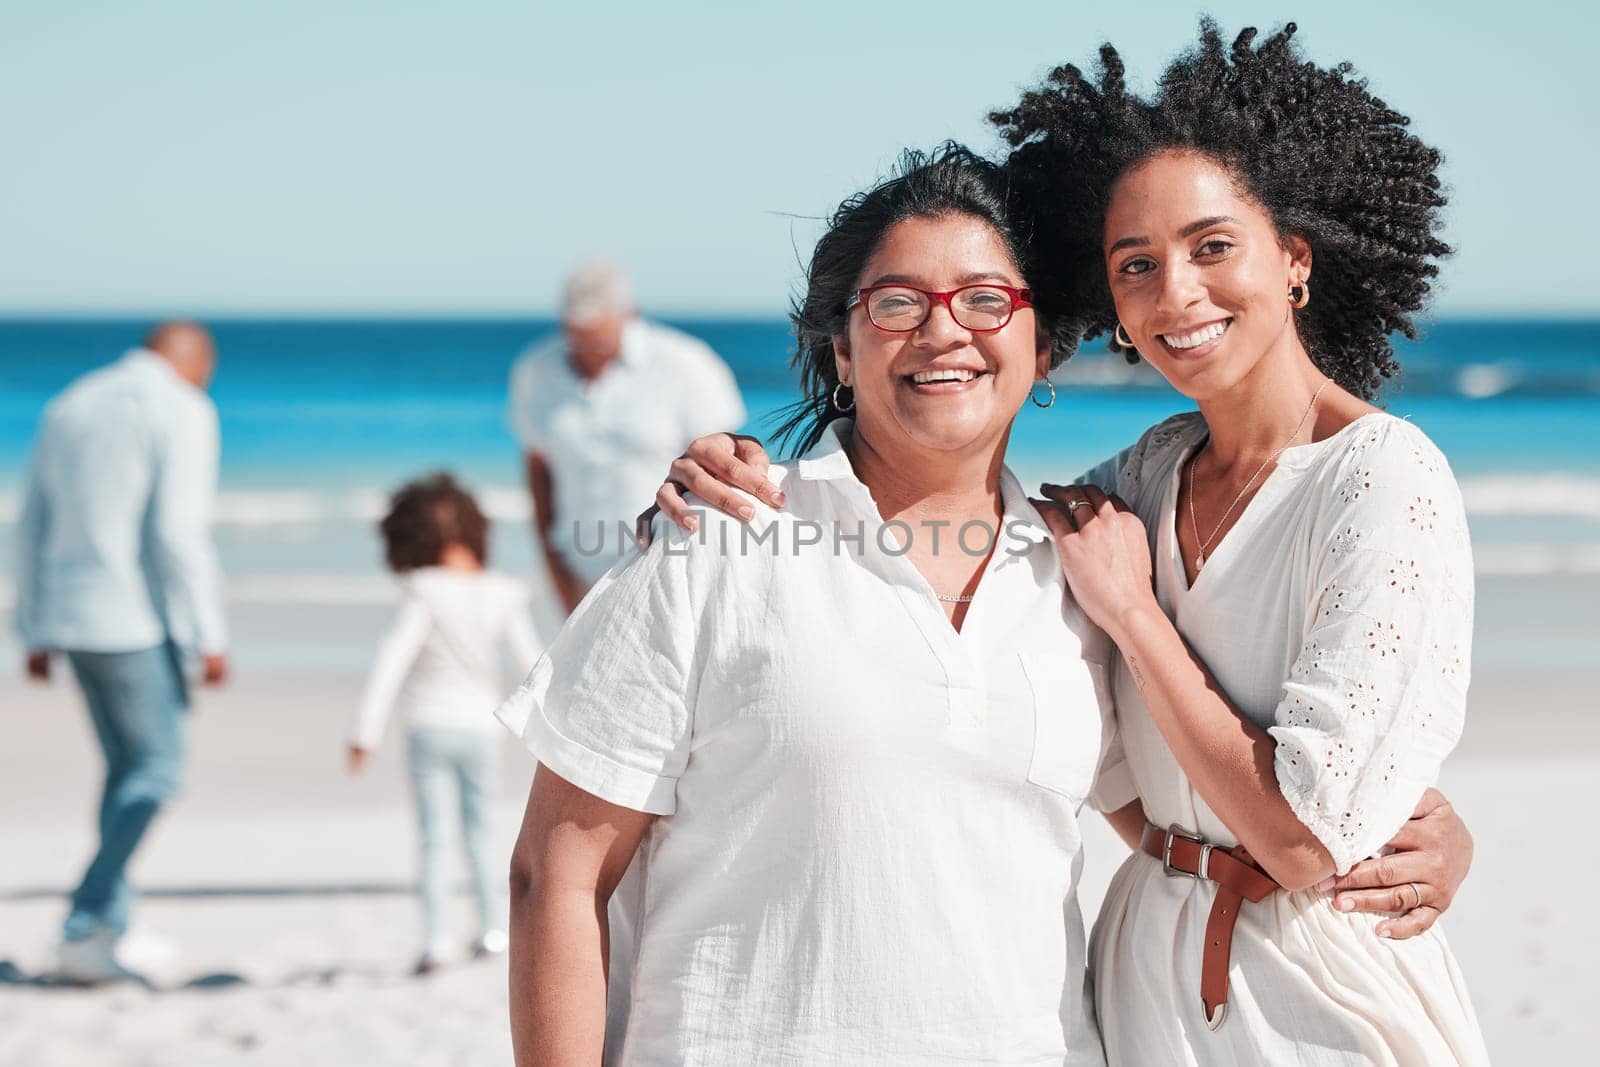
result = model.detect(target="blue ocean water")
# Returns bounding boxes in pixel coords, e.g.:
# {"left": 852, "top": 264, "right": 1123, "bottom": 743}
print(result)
{"left": 1, "top": 318, "right": 1598, "bottom": 582}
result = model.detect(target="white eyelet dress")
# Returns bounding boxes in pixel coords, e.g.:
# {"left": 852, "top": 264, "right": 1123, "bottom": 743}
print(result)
{"left": 1082, "top": 412, "right": 1490, "bottom": 1066}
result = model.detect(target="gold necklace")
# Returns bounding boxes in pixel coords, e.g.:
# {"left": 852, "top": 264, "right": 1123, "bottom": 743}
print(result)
{"left": 1188, "top": 378, "right": 1331, "bottom": 570}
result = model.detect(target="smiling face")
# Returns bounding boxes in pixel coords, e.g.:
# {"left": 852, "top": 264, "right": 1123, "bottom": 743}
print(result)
{"left": 835, "top": 212, "right": 1048, "bottom": 459}
{"left": 1104, "top": 150, "right": 1311, "bottom": 400}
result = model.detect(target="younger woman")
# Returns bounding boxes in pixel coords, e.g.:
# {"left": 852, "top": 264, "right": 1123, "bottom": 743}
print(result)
{"left": 996, "top": 22, "right": 1488, "bottom": 1063}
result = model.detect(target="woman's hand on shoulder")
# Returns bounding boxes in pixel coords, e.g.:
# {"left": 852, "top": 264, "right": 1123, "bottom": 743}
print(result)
{"left": 635, "top": 433, "right": 780, "bottom": 547}
{"left": 1318, "top": 787, "right": 1473, "bottom": 939}
{"left": 1032, "top": 483, "right": 1157, "bottom": 640}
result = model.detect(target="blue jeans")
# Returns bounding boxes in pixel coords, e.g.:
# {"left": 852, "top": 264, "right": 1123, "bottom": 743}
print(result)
{"left": 62, "top": 642, "right": 188, "bottom": 941}
{"left": 407, "top": 727, "right": 503, "bottom": 953}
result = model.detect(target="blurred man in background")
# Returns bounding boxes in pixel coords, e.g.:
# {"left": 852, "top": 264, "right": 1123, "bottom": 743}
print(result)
{"left": 15, "top": 321, "right": 230, "bottom": 984}
{"left": 508, "top": 262, "right": 745, "bottom": 616}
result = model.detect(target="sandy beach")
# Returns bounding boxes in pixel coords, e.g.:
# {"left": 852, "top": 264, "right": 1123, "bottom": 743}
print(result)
{"left": 3, "top": 577, "right": 1598, "bottom": 1065}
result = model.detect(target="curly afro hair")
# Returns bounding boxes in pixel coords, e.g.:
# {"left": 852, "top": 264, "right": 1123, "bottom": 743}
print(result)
{"left": 991, "top": 19, "right": 1450, "bottom": 399}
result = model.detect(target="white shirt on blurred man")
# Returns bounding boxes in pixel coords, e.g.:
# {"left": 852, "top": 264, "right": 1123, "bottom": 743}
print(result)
{"left": 15, "top": 346, "right": 228, "bottom": 659}
{"left": 508, "top": 263, "right": 746, "bottom": 611}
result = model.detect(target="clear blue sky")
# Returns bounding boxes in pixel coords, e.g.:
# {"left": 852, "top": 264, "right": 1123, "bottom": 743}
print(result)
{"left": 1, "top": 1, "right": 1592, "bottom": 317}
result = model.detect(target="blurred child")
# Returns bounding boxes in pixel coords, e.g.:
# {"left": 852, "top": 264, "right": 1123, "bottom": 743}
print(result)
{"left": 346, "top": 472, "right": 542, "bottom": 975}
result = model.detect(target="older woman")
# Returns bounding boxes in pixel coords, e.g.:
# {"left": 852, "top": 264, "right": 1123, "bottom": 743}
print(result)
{"left": 500, "top": 145, "right": 1114, "bottom": 1065}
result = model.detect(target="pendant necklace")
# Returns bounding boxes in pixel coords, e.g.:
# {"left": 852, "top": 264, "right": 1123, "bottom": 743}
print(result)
{"left": 1188, "top": 378, "right": 1331, "bottom": 570}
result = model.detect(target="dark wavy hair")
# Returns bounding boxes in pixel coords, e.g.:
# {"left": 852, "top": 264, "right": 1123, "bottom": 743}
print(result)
{"left": 380, "top": 472, "right": 488, "bottom": 572}
{"left": 991, "top": 19, "right": 1450, "bottom": 399}
{"left": 774, "top": 142, "right": 1069, "bottom": 455}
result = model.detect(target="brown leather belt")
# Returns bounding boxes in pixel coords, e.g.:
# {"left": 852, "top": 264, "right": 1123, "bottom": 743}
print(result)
{"left": 1140, "top": 822, "right": 1280, "bottom": 1030}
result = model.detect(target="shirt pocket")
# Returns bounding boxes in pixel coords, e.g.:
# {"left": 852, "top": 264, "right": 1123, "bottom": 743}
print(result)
{"left": 1019, "top": 651, "right": 1105, "bottom": 803}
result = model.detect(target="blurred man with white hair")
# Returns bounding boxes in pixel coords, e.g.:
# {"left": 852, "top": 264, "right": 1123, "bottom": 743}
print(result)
{"left": 15, "top": 321, "right": 229, "bottom": 984}
{"left": 509, "top": 262, "right": 745, "bottom": 615}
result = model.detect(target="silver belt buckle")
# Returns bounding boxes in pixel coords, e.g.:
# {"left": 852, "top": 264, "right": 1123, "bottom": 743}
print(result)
{"left": 1163, "top": 823, "right": 1207, "bottom": 879}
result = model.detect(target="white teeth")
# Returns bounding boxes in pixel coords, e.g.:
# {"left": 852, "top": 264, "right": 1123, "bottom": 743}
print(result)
{"left": 910, "top": 368, "right": 980, "bottom": 384}
{"left": 1162, "top": 321, "right": 1229, "bottom": 350}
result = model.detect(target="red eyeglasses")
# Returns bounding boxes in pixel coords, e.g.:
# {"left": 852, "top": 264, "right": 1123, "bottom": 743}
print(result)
{"left": 845, "top": 284, "right": 1033, "bottom": 333}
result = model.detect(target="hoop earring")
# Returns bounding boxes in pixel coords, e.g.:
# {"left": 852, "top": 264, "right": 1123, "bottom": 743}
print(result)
{"left": 831, "top": 381, "right": 854, "bottom": 412}
{"left": 1289, "top": 282, "right": 1310, "bottom": 309}
{"left": 1114, "top": 322, "right": 1136, "bottom": 349}
{"left": 1029, "top": 379, "right": 1056, "bottom": 409}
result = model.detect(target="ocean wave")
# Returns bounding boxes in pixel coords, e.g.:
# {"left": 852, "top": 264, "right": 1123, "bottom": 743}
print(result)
{"left": 0, "top": 572, "right": 400, "bottom": 608}
{"left": 2, "top": 475, "right": 1598, "bottom": 531}
{"left": 212, "top": 552, "right": 1600, "bottom": 594}
{"left": 180, "top": 475, "right": 1600, "bottom": 528}
{"left": 1471, "top": 543, "right": 1600, "bottom": 575}
{"left": 0, "top": 486, "right": 535, "bottom": 527}
{"left": 1454, "top": 364, "right": 1518, "bottom": 399}
{"left": 1458, "top": 474, "right": 1600, "bottom": 521}
{"left": 0, "top": 487, "right": 533, "bottom": 528}
{"left": 227, "top": 572, "right": 398, "bottom": 604}
{"left": 209, "top": 486, "right": 532, "bottom": 526}
{"left": 3, "top": 543, "right": 1600, "bottom": 617}
{"left": 1052, "top": 352, "right": 1600, "bottom": 398}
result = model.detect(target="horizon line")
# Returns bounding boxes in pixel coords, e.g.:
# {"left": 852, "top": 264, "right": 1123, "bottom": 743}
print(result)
{"left": 0, "top": 309, "right": 1595, "bottom": 325}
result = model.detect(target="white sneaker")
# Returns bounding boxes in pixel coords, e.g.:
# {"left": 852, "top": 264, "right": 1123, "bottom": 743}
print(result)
{"left": 55, "top": 929, "right": 141, "bottom": 986}
{"left": 471, "top": 929, "right": 509, "bottom": 959}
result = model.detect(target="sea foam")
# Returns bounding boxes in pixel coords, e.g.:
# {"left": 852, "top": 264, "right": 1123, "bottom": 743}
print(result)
{"left": 2, "top": 475, "right": 1599, "bottom": 529}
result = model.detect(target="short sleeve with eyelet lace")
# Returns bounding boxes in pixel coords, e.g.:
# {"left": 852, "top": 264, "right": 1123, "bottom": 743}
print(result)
{"left": 1269, "top": 419, "right": 1474, "bottom": 874}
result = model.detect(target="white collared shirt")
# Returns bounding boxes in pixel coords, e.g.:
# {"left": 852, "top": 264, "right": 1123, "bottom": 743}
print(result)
{"left": 14, "top": 349, "right": 227, "bottom": 656}
{"left": 507, "top": 318, "right": 746, "bottom": 584}
{"left": 498, "top": 420, "right": 1114, "bottom": 1066}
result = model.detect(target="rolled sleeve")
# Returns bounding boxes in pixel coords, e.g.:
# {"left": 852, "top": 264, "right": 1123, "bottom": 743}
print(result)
{"left": 507, "top": 668, "right": 682, "bottom": 815}
{"left": 1089, "top": 724, "right": 1137, "bottom": 814}
{"left": 1076, "top": 444, "right": 1143, "bottom": 814}
{"left": 1075, "top": 619, "right": 1135, "bottom": 815}
{"left": 494, "top": 522, "right": 708, "bottom": 815}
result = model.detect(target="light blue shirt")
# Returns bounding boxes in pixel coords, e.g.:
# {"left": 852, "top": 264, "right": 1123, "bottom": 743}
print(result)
{"left": 14, "top": 349, "right": 228, "bottom": 656}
